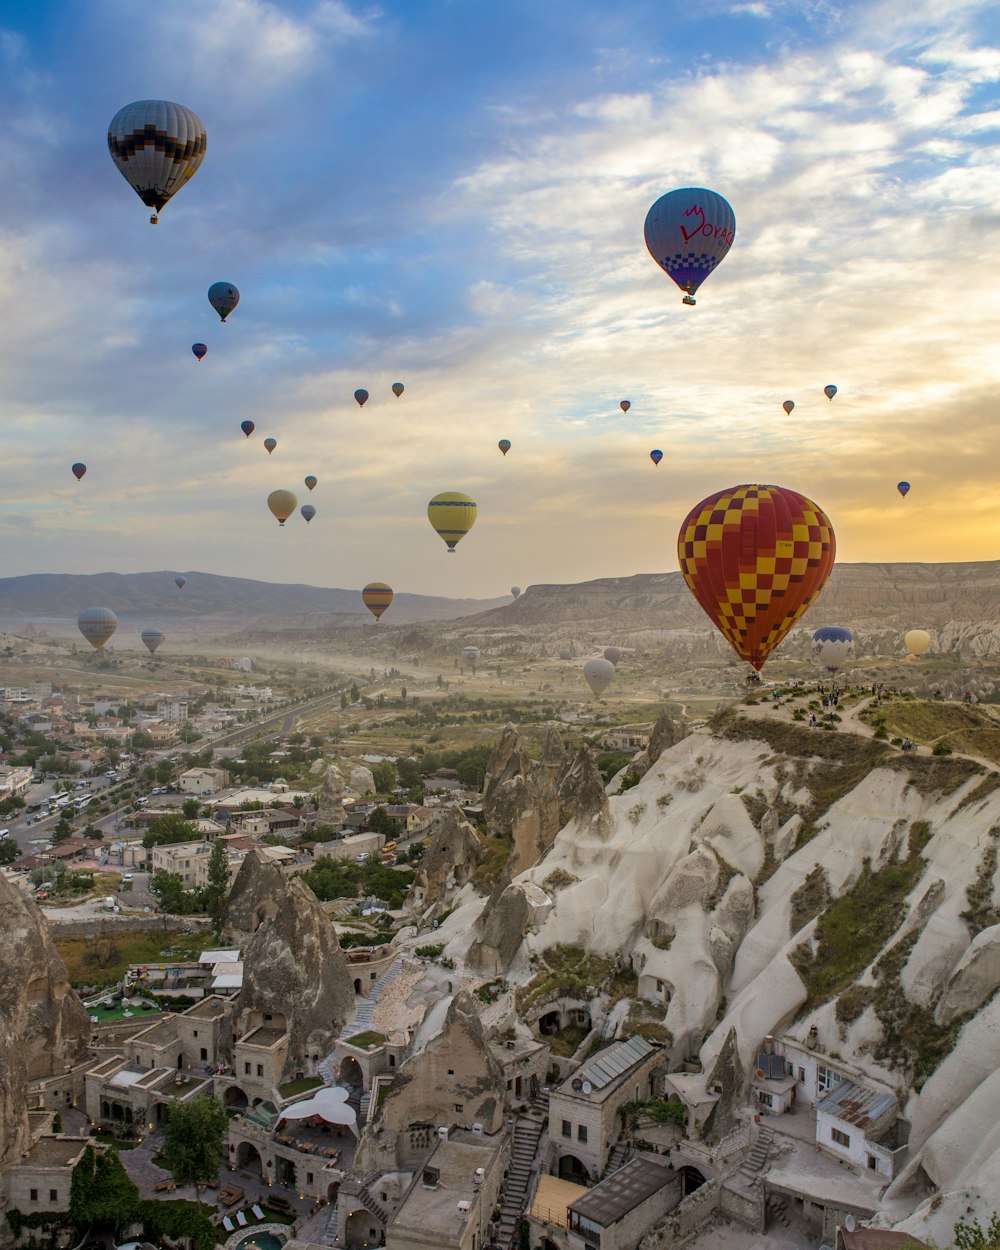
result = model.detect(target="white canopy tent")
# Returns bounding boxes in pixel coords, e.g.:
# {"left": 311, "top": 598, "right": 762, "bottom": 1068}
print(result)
{"left": 277, "top": 1085, "right": 358, "bottom": 1136}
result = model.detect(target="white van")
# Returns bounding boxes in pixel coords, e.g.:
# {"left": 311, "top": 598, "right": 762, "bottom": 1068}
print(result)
{"left": 0, "top": 829, "right": 10, "bottom": 840}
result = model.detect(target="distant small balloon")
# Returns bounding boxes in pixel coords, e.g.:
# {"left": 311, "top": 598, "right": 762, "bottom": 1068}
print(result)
{"left": 461, "top": 645, "right": 480, "bottom": 667}
{"left": 240, "top": 420, "right": 255, "bottom": 438}
{"left": 300, "top": 504, "right": 316, "bottom": 524}
{"left": 498, "top": 439, "right": 511, "bottom": 456}
{"left": 583, "top": 657, "right": 616, "bottom": 697}
{"left": 175, "top": 576, "right": 186, "bottom": 589}
{"left": 620, "top": 400, "right": 631, "bottom": 413}
{"left": 71, "top": 463, "right": 86, "bottom": 481}
{"left": 904, "top": 629, "right": 931, "bottom": 657}
{"left": 511, "top": 586, "right": 521, "bottom": 599}
{"left": 604, "top": 646, "right": 622, "bottom": 666}
{"left": 391, "top": 382, "right": 404, "bottom": 397}
{"left": 304, "top": 475, "right": 317, "bottom": 492}
{"left": 208, "top": 281, "right": 239, "bottom": 322}
{"left": 267, "top": 490, "right": 297, "bottom": 527}
{"left": 824, "top": 384, "right": 838, "bottom": 401}
{"left": 362, "top": 583, "right": 394, "bottom": 622}
{"left": 650, "top": 449, "right": 663, "bottom": 466}
{"left": 354, "top": 389, "right": 369, "bottom": 407}
{"left": 427, "top": 492, "right": 477, "bottom": 553}
{"left": 192, "top": 343, "right": 207, "bottom": 361}
{"left": 264, "top": 438, "right": 277, "bottom": 455}
{"left": 782, "top": 400, "right": 795, "bottom": 414}
{"left": 897, "top": 481, "right": 910, "bottom": 498}
{"left": 141, "top": 627, "right": 165, "bottom": 656}
{"left": 78, "top": 607, "right": 118, "bottom": 652}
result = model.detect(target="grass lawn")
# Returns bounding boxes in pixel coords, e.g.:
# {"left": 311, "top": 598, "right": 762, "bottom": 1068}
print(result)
{"left": 57, "top": 928, "right": 207, "bottom": 987}
{"left": 278, "top": 1076, "right": 323, "bottom": 1098}
{"left": 344, "top": 1030, "right": 385, "bottom": 1050}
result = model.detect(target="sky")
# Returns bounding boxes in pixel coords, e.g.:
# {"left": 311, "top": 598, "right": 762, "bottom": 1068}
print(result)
{"left": 0, "top": 0, "right": 997, "bottom": 599}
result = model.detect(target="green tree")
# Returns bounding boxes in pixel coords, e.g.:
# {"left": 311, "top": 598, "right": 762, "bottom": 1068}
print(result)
{"left": 0, "top": 840, "right": 19, "bottom": 865}
{"left": 370, "top": 761, "right": 397, "bottom": 795}
{"left": 350, "top": 683, "right": 361, "bottom": 703}
{"left": 69, "top": 1144, "right": 139, "bottom": 1231}
{"left": 130, "top": 729, "right": 154, "bottom": 750}
{"left": 142, "top": 814, "right": 198, "bottom": 849}
{"left": 149, "top": 871, "right": 195, "bottom": 914}
{"left": 52, "top": 808, "right": 75, "bottom": 843}
{"left": 953, "top": 1213, "right": 1000, "bottom": 1249}
{"left": 0, "top": 795, "right": 25, "bottom": 816}
{"left": 181, "top": 798, "right": 201, "bottom": 819}
{"left": 161, "top": 1095, "right": 227, "bottom": 1185}
{"left": 203, "top": 841, "right": 230, "bottom": 940}
{"left": 368, "top": 805, "right": 394, "bottom": 837}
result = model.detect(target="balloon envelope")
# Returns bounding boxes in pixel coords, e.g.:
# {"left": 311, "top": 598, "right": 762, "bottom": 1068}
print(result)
{"left": 498, "top": 439, "right": 511, "bottom": 456}
{"left": 650, "top": 449, "right": 663, "bottom": 465}
{"left": 192, "top": 343, "right": 207, "bottom": 360}
{"left": 559, "top": 649, "right": 572, "bottom": 661}
{"left": 141, "top": 628, "right": 165, "bottom": 655}
{"left": 427, "top": 492, "right": 477, "bottom": 552}
{"left": 174, "top": 576, "right": 186, "bottom": 589}
{"left": 240, "top": 420, "right": 255, "bottom": 438}
{"left": 812, "top": 626, "right": 854, "bottom": 674}
{"left": 897, "top": 481, "right": 910, "bottom": 497}
{"left": 71, "top": 463, "right": 86, "bottom": 481}
{"left": 461, "top": 646, "right": 480, "bottom": 666}
{"left": 905, "top": 629, "right": 931, "bottom": 657}
{"left": 304, "top": 475, "right": 317, "bottom": 491}
{"left": 264, "top": 438, "right": 277, "bottom": 454}
{"left": 511, "top": 586, "right": 521, "bottom": 599}
{"left": 78, "top": 607, "right": 118, "bottom": 652}
{"left": 300, "top": 504, "right": 316, "bottom": 523}
{"left": 267, "top": 489, "right": 297, "bottom": 526}
{"left": 644, "top": 187, "right": 736, "bottom": 303}
{"left": 107, "top": 100, "right": 206, "bottom": 223}
{"left": 620, "top": 400, "right": 631, "bottom": 413}
{"left": 354, "top": 389, "right": 369, "bottom": 407}
{"left": 604, "top": 647, "right": 622, "bottom": 666}
{"left": 362, "top": 582, "right": 394, "bottom": 621}
{"left": 824, "top": 384, "right": 838, "bottom": 400}
{"left": 391, "top": 382, "right": 404, "bottom": 397}
{"left": 677, "top": 483, "right": 836, "bottom": 671}
{"left": 208, "top": 281, "right": 239, "bottom": 322}
{"left": 782, "top": 400, "right": 795, "bottom": 414}
{"left": 583, "top": 657, "right": 615, "bottom": 696}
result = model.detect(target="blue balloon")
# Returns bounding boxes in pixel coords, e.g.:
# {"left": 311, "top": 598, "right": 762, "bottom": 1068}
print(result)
{"left": 644, "top": 188, "right": 736, "bottom": 305}
{"left": 813, "top": 626, "right": 854, "bottom": 644}
{"left": 897, "top": 481, "right": 910, "bottom": 497}
{"left": 650, "top": 449, "right": 663, "bottom": 465}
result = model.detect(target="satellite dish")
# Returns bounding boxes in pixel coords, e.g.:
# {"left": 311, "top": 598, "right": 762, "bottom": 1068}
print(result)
{"left": 571, "top": 1078, "right": 583, "bottom": 1092}
{"left": 845, "top": 1215, "right": 856, "bottom": 1233}
{"left": 581, "top": 1081, "right": 593, "bottom": 1094}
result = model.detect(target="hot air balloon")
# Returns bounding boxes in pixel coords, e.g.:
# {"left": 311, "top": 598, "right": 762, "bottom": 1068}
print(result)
{"left": 175, "top": 576, "right": 186, "bottom": 589}
{"left": 354, "top": 389, "right": 369, "bottom": 407}
{"left": 240, "top": 420, "right": 255, "bottom": 438}
{"left": 811, "top": 626, "right": 854, "bottom": 674}
{"left": 644, "top": 187, "right": 736, "bottom": 305}
{"left": 78, "top": 607, "right": 118, "bottom": 652}
{"left": 304, "top": 476, "right": 317, "bottom": 492}
{"left": 461, "top": 645, "right": 480, "bottom": 669}
{"left": 782, "top": 400, "right": 795, "bottom": 415}
{"left": 498, "top": 439, "right": 511, "bottom": 456}
{"left": 208, "top": 282, "right": 239, "bottom": 323}
{"left": 392, "top": 382, "right": 404, "bottom": 397}
{"left": 427, "top": 492, "right": 477, "bottom": 552}
{"left": 650, "top": 450, "right": 663, "bottom": 466}
{"left": 620, "top": 400, "right": 631, "bottom": 413}
{"left": 604, "top": 647, "right": 622, "bottom": 666}
{"left": 904, "top": 629, "right": 931, "bottom": 657}
{"left": 141, "top": 627, "right": 165, "bottom": 656}
{"left": 677, "top": 484, "right": 836, "bottom": 671}
{"left": 362, "top": 583, "right": 394, "bottom": 622}
{"left": 107, "top": 100, "right": 206, "bottom": 224}
{"left": 267, "top": 490, "right": 297, "bottom": 527}
{"left": 264, "top": 438, "right": 277, "bottom": 455}
{"left": 897, "top": 481, "right": 910, "bottom": 498}
{"left": 300, "top": 504, "right": 316, "bottom": 524}
{"left": 511, "top": 587, "right": 521, "bottom": 599}
{"left": 583, "top": 657, "right": 615, "bottom": 697}
{"left": 824, "top": 384, "right": 837, "bottom": 401}
{"left": 71, "top": 463, "right": 86, "bottom": 482}
{"left": 192, "top": 343, "right": 207, "bottom": 361}
{"left": 559, "top": 649, "right": 572, "bottom": 661}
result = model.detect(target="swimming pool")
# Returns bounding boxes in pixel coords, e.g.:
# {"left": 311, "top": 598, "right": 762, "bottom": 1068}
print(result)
{"left": 234, "top": 1233, "right": 285, "bottom": 1250}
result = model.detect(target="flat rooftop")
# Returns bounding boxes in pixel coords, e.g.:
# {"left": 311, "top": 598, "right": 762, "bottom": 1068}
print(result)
{"left": 555, "top": 1035, "right": 657, "bottom": 1104}
{"left": 391, "top": 1132, "right": 503, "bottom": 1236}
{"left": 569, "top": 1155, "right": 677, "bottom": 1228}
{"left": 183, "top": 996, "right": 229, "bottom": 1020}
{"left": 17, "top": 1137, "right": 89, "bottom": 1169}
{"left": 240, "top": 1025, "right": 287, "bottom": 1048}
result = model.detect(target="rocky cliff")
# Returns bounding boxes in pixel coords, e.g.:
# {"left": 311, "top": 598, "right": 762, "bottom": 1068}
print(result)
{"left": 0, "top": 874, "right": 88, "bottom": 1173}
{"left": 482, "top": 725, "right": 566, "bottom": 875}
{"left": 224, "top": 849, "right": 289, "bottom": 943}
{"left": 233, "top": 876, "right": 354, "bottom": 1077}
{"left": 408, "top": 808, "right": 484, "bottom": 918}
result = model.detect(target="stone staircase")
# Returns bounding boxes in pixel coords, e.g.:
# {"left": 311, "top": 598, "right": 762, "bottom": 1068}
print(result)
{"left": 319, "top": 1199, "right": 339, "bottom": 1247}
{"left": 496, "top": 1095, "right": 548, "bottom": 1246}
{"left": 606, "top": 1140, "right": 630, "bottom": 1174}
{"left": 319, "top": 954, "right": 406, "bottom": 1085}
{"left": 739, "top": 1126, "right": 774, "bottom": 1178}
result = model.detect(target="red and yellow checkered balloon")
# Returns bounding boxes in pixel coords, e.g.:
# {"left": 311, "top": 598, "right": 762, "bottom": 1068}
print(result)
{"left": 677, "top": 484, "right": 836, "bottom": 671}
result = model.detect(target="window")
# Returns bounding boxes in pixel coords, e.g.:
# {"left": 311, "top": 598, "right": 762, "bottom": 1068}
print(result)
{"left": 578, "top": 1125, "right": 588, "bottom": 1143}
{"left": 257, "top": 1064, "right": 264, "bottom": 1077}
{"left": 193, "top": 1030, "right": 198, "bottom": 1038}
{"left": 264, "top": 1013, "right": 273, "bottom": 1022}
{"left": 200, "top": 1048, "right": 208, "bottom": 1061}
{"left": 30, "top": 1189, "right": 38, "bottom": 1203}
{"left": 818, "top": 1065, "right": 844, "bottom": 1096}
{"left": 867, "top": 1154, "right": 878, "bottom": 1171}
{"left": 447, "top": 1069, "right": 454, "bottom": 1075}
{"left": 759, "top": 1092, "right": 773, "bottom": 1108}
{"left": 798, "top": 1066, "right": 805, "bottom": 1082}
{"left": 454, "top": 1103, "right": 464, "bottom": 1113}
{"left": 244, "top": 1063, "right": 251, "bottom": 1075}
{"left": 307, "top": 1173, "right": 313, "bottom": 1185}
{"left": 389, "top": 1055, "right": 395, "bottom": 1067}
{"left": 831, "top": 1128, "right": 850, "bottom": 1148}
{"left": 656, "top": 980, "right": 664, "bottom": 992}
{"left": 49, "top": 1190, "right": 57, "bottom": 1203}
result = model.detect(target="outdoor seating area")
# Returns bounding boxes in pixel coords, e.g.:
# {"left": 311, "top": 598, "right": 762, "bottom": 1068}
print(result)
{"left": 274, "top": 1129, "right": 341, "bottom": 1161}
{"left": 223, "top": 1205, "right": 270, "bottom": 1232}
{"left": 218, "top": 1185, "right": 245, "bottom": 1208}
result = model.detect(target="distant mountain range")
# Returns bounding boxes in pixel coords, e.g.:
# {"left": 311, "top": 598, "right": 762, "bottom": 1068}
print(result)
{"left": 0, "top": 571, "right": 510, "bottom": 627}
